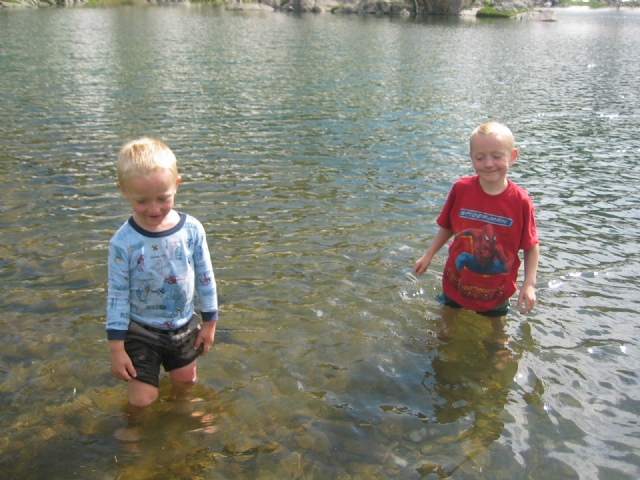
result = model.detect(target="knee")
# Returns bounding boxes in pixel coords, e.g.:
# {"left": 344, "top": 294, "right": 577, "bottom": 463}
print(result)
{"left": 129, "top": 382, "right": 159, "bottom": 408}
{"left": 170, "top": 363, "right": 198, "bottom": 389}
{"left": 129, "top": 394, "right": 157, "bottom": 408}
{"left": 171, "top": 375, "right": 197, "bottom": 390}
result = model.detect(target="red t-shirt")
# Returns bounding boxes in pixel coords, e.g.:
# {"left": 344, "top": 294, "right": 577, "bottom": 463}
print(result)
{"left": 437, "top": 176, "right": 538, "bottom": 312}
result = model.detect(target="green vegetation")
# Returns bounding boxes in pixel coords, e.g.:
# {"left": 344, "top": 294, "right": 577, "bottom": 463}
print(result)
{"left": 476, "top": 6, "right": 520, "bottom": 17}
{"left": 475, "top": 0, "right": 532, "bottom": 18}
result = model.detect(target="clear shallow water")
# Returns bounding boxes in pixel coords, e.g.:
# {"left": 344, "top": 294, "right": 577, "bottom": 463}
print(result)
{"left": 1, "top": 5, "right": 640, "bottom": 479}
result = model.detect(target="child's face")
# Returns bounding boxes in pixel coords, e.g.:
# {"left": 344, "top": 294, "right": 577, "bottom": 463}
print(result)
{"left": 470, "top": 133, "right": 518, "bottom": 192}
{"left": 118, "top": 169, "right": 182, "bottom": 232}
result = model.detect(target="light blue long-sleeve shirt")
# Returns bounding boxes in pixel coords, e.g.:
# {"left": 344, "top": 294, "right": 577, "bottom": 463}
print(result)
{"left": 106, "top": 212, "right": 217, "bottom": 341}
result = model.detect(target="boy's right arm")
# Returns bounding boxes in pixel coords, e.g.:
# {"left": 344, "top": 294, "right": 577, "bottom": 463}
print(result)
{"left": 106, "top": 238, "right": 136, "bottom": 381}
{"left": 413, "top": 227, "right": 454, "bottom": 276}
{"left": 517, "top": 244, "right": 539, "bottom": 315}
{"left": 109, "top": 340, "right": 137, "bottom": 381}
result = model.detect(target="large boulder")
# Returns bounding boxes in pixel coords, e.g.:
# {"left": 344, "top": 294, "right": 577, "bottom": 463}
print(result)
{"left": 282, "top": 0, "right": 341, "bottom": 12}
{"left": 226, "top": 0, "right": 275, "bottom": 10}
{"left": 282, "top": 0, "right": 473, "bottom": 15}
{"left": 490, "top": 0, "right": 533, "bottom": 11}
{"left": 421, "top": 0, "right": 467, "bottom": 15}
{"left": 332, "top": 0, "right": 410, "bottom": 14}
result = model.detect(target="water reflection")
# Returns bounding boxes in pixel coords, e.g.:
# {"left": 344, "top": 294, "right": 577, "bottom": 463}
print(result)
{"left": 113, "top": 381, "right": 223, "bottom": 477}
{"left": 420, "top": 309, "right": 518, "bottom": 477}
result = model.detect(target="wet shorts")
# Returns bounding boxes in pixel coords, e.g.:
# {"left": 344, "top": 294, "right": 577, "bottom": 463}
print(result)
{"left": 125, "top": 315, "right": 203, "bottom": 388}
{"left": 437, "top": 293, "right": 511, "bottom": 318}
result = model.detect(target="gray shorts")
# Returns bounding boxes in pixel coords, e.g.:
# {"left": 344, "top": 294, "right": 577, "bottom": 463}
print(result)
{"left": 125, "top": 315, "right": 203, "bottom": 388}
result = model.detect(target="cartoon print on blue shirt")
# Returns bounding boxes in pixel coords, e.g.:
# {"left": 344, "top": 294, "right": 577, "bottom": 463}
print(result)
{"left": 198, "top": 273, "right": 212, "bottom": 286}
{"left": 113, "top": 246, "right": 127, "bottom": 265}
{"left": 163, "top": 287, "right": 188, "bottom": 318}
{"left": 174, "top": 243, "right": 184, "bottom": 261}
{"left": 129, "top": 241, "right": 144, "bottom": 253}
{"left": 136, "top": 254, "right": 145, "bottom": 272}
{"left": 135, "top": 282, "right": 151, "bottom": 302}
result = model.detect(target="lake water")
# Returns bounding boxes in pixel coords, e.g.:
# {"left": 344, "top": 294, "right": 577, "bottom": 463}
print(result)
{"left": 1, "top": 5, "right": 640, "bottom": 479}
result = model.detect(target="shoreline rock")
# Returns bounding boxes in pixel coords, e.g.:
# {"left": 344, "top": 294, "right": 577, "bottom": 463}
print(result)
{"left": 226, "top": 0, "right": 275, "bottom": 11}
{"left": 0, "top": 0, "right": 631, "bottom": 20}
{"left": 513, "top": 8, "right": 558, "bottom": 20}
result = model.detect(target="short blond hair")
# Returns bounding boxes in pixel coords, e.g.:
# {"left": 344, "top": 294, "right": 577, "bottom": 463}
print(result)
{"left": 470, "top": 122, "right": 515, "bottom": 151}
{"left": 116, "top": 137, "right": 178, "bottom": 186}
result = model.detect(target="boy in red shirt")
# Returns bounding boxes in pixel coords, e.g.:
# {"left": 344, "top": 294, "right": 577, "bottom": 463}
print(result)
{"left": 414, "top": 122, "right": 539, "bottom": 316}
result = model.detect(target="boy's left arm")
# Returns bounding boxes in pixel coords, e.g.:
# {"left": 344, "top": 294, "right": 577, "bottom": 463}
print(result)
{"left": 192, "top": 221, "right": 218, "bottom": 355}
{"left": 195, "top": 321, "right": 216, "bottom": 356}
{"left": 517, "top": 244, "right": 539, "bottom": 315}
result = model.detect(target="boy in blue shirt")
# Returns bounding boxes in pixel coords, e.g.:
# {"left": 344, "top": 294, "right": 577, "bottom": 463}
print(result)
{"left": 106, "top": 137, "right": 218, "bottom": 413}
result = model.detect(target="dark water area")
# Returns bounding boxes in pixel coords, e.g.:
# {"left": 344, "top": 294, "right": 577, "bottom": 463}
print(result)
{"left": 1, "top": 5, "right": 640, "bottom": 479}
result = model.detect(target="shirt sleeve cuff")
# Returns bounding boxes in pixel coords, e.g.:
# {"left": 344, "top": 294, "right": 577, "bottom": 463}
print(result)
{"left": 107, "top": 329, "right": 128, "bottom": 341}
{"left": 201, "top": 311, "right": 218, "bottom": 322}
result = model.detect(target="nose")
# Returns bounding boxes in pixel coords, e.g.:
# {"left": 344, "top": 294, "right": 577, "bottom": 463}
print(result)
{"left": 148, "top": 201, "right": 162, "bottom": 214}
{"left": 483, "top": 157, "right": 494, "bottom": 168}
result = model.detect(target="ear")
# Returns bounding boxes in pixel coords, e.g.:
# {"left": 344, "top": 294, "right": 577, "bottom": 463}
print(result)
{"left": 175, "top": 176, "right": 182, "bottom": 190}
{"left": 117, "top": 182, "right": 128, "bottom": 198}
{"left": 509, "top": 148, "right": 518, "bottom": 165}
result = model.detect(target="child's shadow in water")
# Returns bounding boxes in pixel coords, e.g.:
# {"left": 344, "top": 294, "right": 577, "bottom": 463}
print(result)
{"left": 419, "top": 306, "right": 519, "bottom": 477}
{"left": 113, "top": 380, "right": 223, "bottom": 459}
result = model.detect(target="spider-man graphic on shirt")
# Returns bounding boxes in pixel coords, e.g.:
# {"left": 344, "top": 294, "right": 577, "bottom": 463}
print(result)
{"left": 454, "top": 224, "right": 514, "bottom": 276}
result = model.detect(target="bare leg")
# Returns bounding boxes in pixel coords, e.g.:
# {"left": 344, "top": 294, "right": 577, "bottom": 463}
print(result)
{"left": 486, "top": 316, "right": 513, "bottom": 369}
{"left": 487, "top": 316, "right": 508, "bottom": 348}
{"left": 129, "top": 379, "right": 160, "bottom": 407}
{"left": 168, "top": 361, "right": 217, "bottom": 432}
{"left": 114, "top": 380, "right": 159, "bottom": 442}
{"left": 168, "top": 360, "right": 198, "bottom": 413}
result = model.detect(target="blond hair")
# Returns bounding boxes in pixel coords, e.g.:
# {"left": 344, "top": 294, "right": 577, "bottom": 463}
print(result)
{"left": 470, "top": 122, "right": 515, "bottom": 151}
{"left": 116, "top": 137, "right": 178, "bottom": 186}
